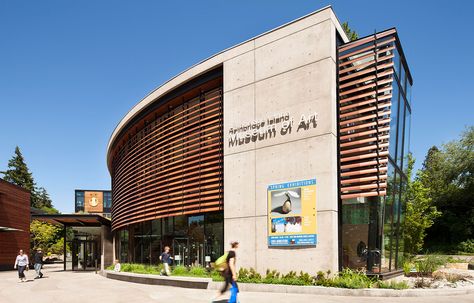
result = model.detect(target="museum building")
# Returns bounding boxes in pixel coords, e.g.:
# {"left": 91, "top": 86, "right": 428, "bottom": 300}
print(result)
{"left": 107, "top": 6, "right": 412, "bottom": 275}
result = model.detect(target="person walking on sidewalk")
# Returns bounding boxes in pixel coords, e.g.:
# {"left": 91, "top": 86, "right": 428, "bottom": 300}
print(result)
{"left": 33, "top": 248, "right": 44, "bottom": 279}
{"left": 159, "top": 246, "right": 173, "bottom": 276}
{"left": 218, "top": 241, "right": 239, "bottom": 302}
{"left": 14, "top": 249, "right": 29, "bottom": 282}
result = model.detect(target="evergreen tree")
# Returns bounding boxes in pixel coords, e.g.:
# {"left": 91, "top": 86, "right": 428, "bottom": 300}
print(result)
{"left": 35, "top": 187, "right": 53, "bottom": 209}
{"left": 1, "top": 146, "right": 59, "bottom": 212}
{"left": 342, "top": 21, "right": 359, "bottom": 41}
{"left": 1, "top": 146, "right": 36, "bottom": 194}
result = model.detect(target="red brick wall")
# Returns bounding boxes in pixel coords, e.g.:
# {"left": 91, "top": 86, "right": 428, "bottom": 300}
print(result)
{"left": 0, "top": 180, "right": 30, "bottom": 270}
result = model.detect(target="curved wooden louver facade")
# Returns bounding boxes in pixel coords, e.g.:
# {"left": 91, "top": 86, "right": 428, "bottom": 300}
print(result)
{"left": 338, "top": 29, "right": 397, "bottom": 200}
{"left": 110, "top": 80, "right": 224, "bottom": 231}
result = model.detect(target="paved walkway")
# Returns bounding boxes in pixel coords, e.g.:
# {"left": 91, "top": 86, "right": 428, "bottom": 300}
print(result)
{"left": 1, "top": 264, "right": 473, "bottom": 303}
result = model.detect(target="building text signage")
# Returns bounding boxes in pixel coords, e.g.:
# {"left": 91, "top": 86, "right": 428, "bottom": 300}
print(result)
{"left": 228, "top": 112, "right": 318, "bottom": 147}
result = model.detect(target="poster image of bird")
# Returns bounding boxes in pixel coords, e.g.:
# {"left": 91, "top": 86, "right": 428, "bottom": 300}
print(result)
{"left": 271, "top": 188, "right": 302, "bottom": 215}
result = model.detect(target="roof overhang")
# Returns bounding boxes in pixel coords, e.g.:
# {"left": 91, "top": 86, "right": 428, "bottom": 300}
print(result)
{"left": 31, "top": 214, "right": 111, "bottom": 227}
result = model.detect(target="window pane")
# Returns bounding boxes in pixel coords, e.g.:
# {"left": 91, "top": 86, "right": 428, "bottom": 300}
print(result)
{"left": 342, "top": 197, "right": 370, "bottom": 271}
{"left": 406, "top": 82, "right": 412, "bottom": 106}
{"left": 397, "top": 99, "right": 406, "bottom": 168}
{"left": 403, "top": 106, "right": 411, "bottom": 175}
{"left": 389, "top": 82, "right": 400, "bottom": 161}
{"left": 393, "top": 47, "right": 400, "bottom": 77}
{"left": 75, "top": 191, "right": 84, "bottom": 212}
{"left": 400, "top": 63, "right": 406, "bottom": 94}
{"left": 382, "top": 164, "right": 396, "bottom": 272}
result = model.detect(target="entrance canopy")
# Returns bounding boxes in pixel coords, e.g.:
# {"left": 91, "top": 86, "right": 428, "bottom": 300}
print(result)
{"left": 31, "top": 214, "right": 111, "bottom": 227}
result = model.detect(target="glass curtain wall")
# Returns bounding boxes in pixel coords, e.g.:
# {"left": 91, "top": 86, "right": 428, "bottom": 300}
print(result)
{"left": 116, "top": 212, "right": 223, "bottom": 266}
{"left": 341, "top": 33, "right": 412, "bottom": 273}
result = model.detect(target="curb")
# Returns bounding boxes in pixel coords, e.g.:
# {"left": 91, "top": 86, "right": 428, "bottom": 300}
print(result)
{"left": 207, "top": 281, "right": 474, "bottom": 297}
{"left": 102, "top": 270, "right": 211, "bottom": 289}
{"left": 102, "top": 271, "right": 474, "bottom": 297}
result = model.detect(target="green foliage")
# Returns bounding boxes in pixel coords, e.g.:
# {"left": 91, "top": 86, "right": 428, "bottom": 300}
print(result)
{"left": 375, "top": 280, "right": 409, "bottom": 289}
{"left": 414, "top": 255, "right": 446, "bottom": 273}
{"left": 107, "top": 265, "right": 409, "bottom": 289}
{"left": 120, "top": 263, "right": 162, "bottom": 274}
{"left": 342, "top": 22, "right": 359, "bottom": 41}
{"left": 422, "top": 126, "right": 474, "bottom": 250}
{"left": 237, "top": 267, "right": 262, "bottom": 283}
{"left": 172, "top": 265, "right": 188, "bottom": 275}
{"left": 403, "top": 154, "right": 441, "bottom": 254}
{"left": 1, "top": 146, "right": 35, "bottom": 193}
{"left": 30, "top": 220, "right": 67, "bottom": 254}
{"left": 328, "top": 268, "right": 375, "bottom": 289}
{"left": 1, "top": 146, "right": 59, "bottom": 212}
{"left": 211, "top": 269, "right": 224, "bottom": 281}
{"left": 457, "top": 239, "right": 474, "bottom": 253}
{"left": 189, "top": 266, "right": 208, "bottom": 277}
{"left": 403, "top": 261, "right": 416, "bottom": 276}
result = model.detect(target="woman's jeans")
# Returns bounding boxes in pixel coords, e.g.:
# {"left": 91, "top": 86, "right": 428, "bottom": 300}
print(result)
{"left": 18, "top": 265, "right": 26, "bottom": 278}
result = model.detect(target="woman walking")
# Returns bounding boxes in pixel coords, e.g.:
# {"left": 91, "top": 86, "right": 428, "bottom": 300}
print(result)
{"left": 215, "top": 241, "right": 239, "bottom": 303}
{"left": 14, "top": 249, "right": 29, "bottom": 282}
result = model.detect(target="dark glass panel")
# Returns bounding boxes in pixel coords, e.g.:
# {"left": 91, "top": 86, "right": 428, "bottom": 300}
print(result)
{"left": 396, "top": 99, "right": 406, "bottom": 169}
{"left": 389, "top": 83, "right": 400, "bottom": 161}
{"left": 342, "top": 197, "right": 370, "bottom": 271}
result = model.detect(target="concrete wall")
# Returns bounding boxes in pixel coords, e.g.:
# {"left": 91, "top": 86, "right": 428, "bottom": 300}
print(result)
{"left": 101, "top": 225, "right": 113, "bottom": 271}
{"left": 222, "top": 9, "right": 342, "bottom": 275}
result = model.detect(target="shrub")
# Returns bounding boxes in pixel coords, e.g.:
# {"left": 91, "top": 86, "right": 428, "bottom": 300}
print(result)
{"left": 329, "top": 268, "right": 375, "bottom": 289}
{"left": 211, "top": 269, "right": 224, "bottom": 281}
{"left": 172, "top": 265, "right": 188, "bottom": 276}
{"left": 376, "top": 280, "right": 409, "bottom": 290}
{"left": 237, "top": 267, "right": 262, "bottom": 283}
{"left": 189, "top": 266, "right": 208, "bottom": 277}
{"left": 458, "top": 239, "right": 474, "bottom": 254}
{"left": 415, "top": 255, "right": 446, "bottom": 273}
{"left": 403, "top": 261, "right": 415, "bottom": 276}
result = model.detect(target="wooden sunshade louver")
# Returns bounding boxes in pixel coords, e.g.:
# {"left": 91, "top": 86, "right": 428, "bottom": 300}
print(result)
{"left": 338, "top": 29, "right": 397, "bottom": 200}
{"left": 110, "top": 85, "right": 224, "bottom": 231}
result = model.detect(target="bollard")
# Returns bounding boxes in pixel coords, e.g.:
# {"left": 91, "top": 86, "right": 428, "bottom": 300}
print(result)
{"left": 95, "top": 259, "right": 97, "bottom": 274}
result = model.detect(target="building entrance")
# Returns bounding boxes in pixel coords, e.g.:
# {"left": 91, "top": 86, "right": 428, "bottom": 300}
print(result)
{"left": 172, "top": 237, "right": 205, "bottom": 266}
{"left": 72, "top": 239, "right": 99, "bottom": 271}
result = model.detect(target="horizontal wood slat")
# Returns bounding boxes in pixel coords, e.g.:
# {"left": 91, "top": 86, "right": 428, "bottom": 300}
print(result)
{"left": 338, "top": 32, "right": 398, "bottom": 199}
{"left": 0, "top": 180, "right": 30, "bottom": 269}
{"left": 110, "top": 84, "right": 224, "bottom": 231}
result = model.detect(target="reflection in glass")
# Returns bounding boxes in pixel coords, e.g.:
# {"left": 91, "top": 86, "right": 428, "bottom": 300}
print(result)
{"left": 116, "top": 212, "right": 223, "bottom": 267}
{"left": 396, "top": 100, "right": 405, "bottom": 168}
{"left": 403, "top": 106, "right": 411, "bottom": 175}
{"left": 389, "top": 83, "right": 400, "bottom": 161}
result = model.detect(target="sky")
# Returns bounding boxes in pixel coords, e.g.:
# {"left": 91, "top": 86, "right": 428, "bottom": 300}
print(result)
{"left": 1, "top": 1, "right": 473, "bottom": 213}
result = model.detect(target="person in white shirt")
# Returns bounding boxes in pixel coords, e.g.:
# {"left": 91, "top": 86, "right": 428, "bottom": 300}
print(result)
{"left": 14, "top": 249, "right": 29, "bottom": 282}
{"left": 113, "top": 259, "right": 121, "bottom": 272}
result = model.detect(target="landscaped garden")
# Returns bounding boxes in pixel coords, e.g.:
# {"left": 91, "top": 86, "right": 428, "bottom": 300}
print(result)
{"left": 108, "top": 253, "right": 474, "bottom": 290}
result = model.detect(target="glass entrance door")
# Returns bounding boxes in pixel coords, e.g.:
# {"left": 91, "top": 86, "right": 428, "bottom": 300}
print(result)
{"left": 72, "top": 240, "right": 98, "bottom": 270}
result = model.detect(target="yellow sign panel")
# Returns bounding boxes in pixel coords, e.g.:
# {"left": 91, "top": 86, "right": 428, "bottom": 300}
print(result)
{"left": 267, "top": 179, "right": 317, "bottom": 246}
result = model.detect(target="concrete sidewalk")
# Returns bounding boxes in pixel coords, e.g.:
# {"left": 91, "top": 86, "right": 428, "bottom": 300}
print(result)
{"left": 1, "top": 264, "right": 474, "bottom": 303}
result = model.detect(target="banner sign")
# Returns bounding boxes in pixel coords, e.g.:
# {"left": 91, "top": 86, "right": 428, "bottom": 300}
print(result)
{"left": 267, "top": 179, "right": 317, "bottom": 246}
